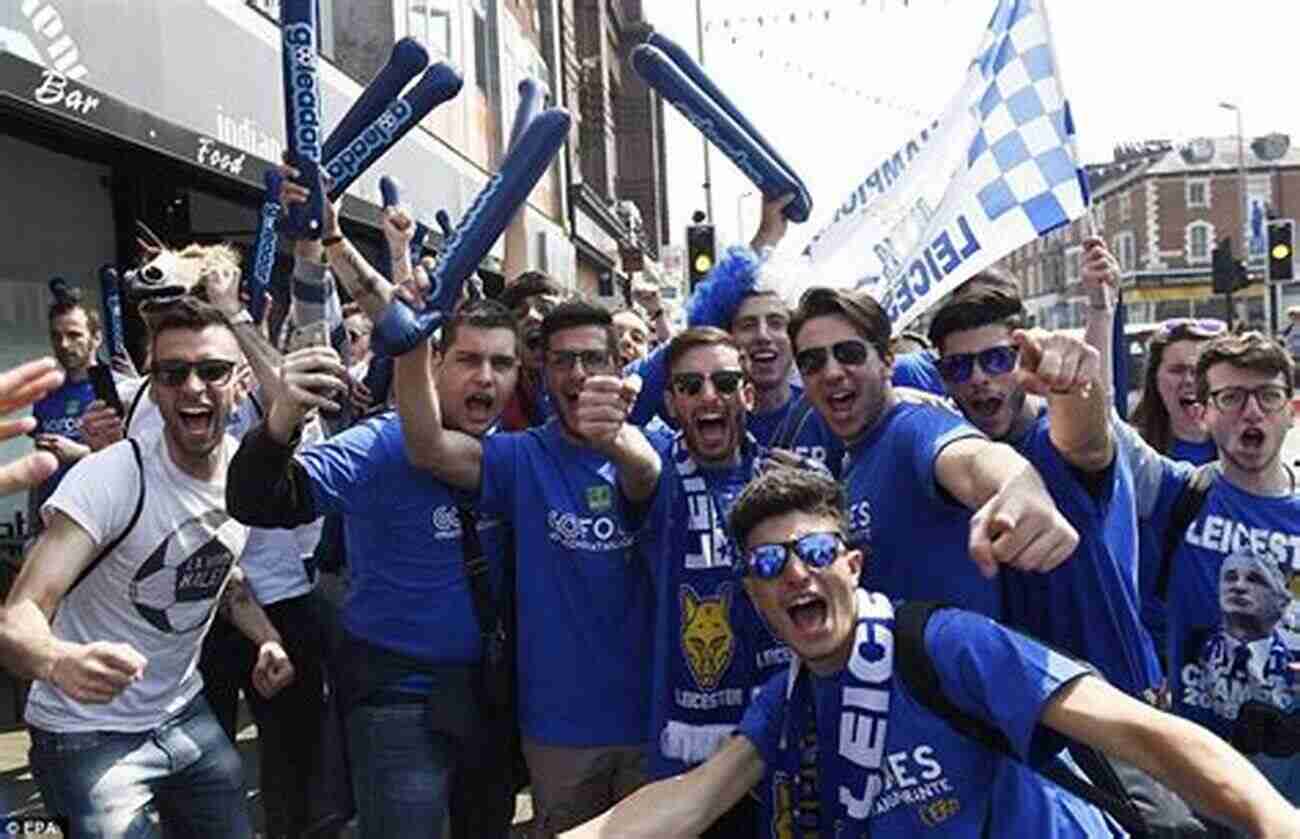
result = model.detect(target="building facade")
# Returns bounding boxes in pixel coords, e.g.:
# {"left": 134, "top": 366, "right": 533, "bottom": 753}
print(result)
{"left": 1001, "top": 136, "right": 1300, "bottom": 333}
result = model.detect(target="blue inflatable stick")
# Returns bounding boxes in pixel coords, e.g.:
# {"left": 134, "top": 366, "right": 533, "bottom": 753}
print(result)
{"left": 280, "top": 0, "right": 325, "bottom": 238}
{"left": 322, "top": 38, "right": 429, "bottom": 163}
{"left": 632, "top": 34, "right": 812, "bottom": 223}
{"left": 97, "top": 265, "right": 126, "bottom": 359}
{"left": 507, "top": 77, "right": 547, "bottom": 154}
{"left": 324, "top": 64, "right": 463, "bottom": 201}
{"left": 248, "top": 169, "right": 283, "bottom": 325}
{"left": 425, "top": 109, "right": 571, "bottom": 313}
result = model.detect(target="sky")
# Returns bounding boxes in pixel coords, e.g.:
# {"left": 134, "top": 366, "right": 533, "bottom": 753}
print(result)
{"left": 641, "top": 0, "right": 1297, "bottom": 255}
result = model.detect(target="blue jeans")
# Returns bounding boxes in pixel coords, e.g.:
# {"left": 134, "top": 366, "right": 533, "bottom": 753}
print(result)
{"left": 346, "top": 701, "right": 455, "bottom": 839}
{"left": 28, "top": 695, "right": 251, "bottom": 839}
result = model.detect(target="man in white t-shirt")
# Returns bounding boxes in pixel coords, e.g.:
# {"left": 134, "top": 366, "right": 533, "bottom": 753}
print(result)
{"left": 0, "top": 297, "right": 278, "bottom": 838}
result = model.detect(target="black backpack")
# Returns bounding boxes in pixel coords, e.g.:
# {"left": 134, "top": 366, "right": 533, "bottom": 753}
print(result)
{"left": 895, "top": 600, "right": 1206, "bottom": 839}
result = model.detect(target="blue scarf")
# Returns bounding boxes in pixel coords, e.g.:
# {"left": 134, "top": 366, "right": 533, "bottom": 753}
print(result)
{"left": 779, "top": 589, "right": 894, "bottom": 837}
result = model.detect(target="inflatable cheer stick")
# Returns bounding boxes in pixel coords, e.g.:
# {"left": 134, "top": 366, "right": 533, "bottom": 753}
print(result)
{"left": 280, "top": 0, "right": 325, "bottom": 238}
{"left": 425, "top": 108, "right": 571, "bottom": 313}
{"left": 507, "top": 77, "right": 548, "bottom": 154}
{"left": 632, "top": 34, "right": 812, "bottom": 222}
{"left": 322, "top": 38, "right": 429, "bottom": 163}
{"left": 97, "top": 265, "right": 127, "bottom": 360}
{"left": 325, "top": 64, "right": 462, "bottom": 201}
{"left": 247, "top": 169, "right": 283, "bottom": 324}
{"left": 378, "top": 175, "right": 431, "bottom": 279}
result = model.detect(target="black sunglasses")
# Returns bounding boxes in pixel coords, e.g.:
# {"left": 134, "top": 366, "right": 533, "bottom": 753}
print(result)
{"left": 935, "top": 345, "right": 1020, "bottom": 384}
{"left": 671, "top": 370, "right": 746, "bottom": 397}
{"left": 547, "top": 349, "right": 614, "bottom": 372}
{"left": 740, "top": 531, "right": 844, "bottom": 580}
{"left": 794, "top": 340, "right": 870, "bottom": 376}
{"left": 151, "top": 359, "right": 239, "bottom": 388}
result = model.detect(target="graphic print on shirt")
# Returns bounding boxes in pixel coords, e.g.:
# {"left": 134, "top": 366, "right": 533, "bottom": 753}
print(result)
{"left": 1179, "top": 548, "right": 1300, "bottom": 724}
{"left": 679, "top": 583, "right": 735, "bottom": 692}
{"left": 128, "top": 509, "right": 239, "bottom": 633}
{"left": 546, "top": 478, "right": 634, "bottom": 553}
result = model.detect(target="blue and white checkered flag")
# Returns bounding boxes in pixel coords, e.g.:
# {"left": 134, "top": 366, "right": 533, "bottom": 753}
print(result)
{"left": 799, "top": 0, "right": 1090, "bottom": 332}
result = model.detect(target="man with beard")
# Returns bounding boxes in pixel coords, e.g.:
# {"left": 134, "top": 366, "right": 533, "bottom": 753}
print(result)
{"left": 26, "top": 287, "right": 103, "bottom": 538}
{"left": 559, "top": 468, "right": 1300, "bottom": 839}
{"left": 0, "top": 298, "right": 258, "bottom": 838}
{"left": 621, "top": 196, "right": 842, "bottom": 473}
{"left": 924, "top": 260, "right": 1163, "bottom": 702}
{"left": 1132, "top": 332, "right": 1300, "bottom": 805}
{"left": 396, "top": 299, "right": 660, "bottom": 838}
{"left": 788, "top": 287, "right": 1078, "bottom": 618}
{"left": 633, "top": 327, "right": 822, "bottom": 838}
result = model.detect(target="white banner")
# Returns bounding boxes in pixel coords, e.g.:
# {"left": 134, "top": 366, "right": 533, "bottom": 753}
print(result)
{"left": 797, "top": 0, "right": 1089, "bottom": 332}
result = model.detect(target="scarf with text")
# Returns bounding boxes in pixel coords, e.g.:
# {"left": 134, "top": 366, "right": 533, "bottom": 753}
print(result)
{"left": 780, "top": 589, "right": 894, "bottom": 837}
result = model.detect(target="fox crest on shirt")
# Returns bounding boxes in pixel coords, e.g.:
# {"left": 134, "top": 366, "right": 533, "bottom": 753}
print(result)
{"left": 680, "top": 583, "right": 736, "bottom": 691}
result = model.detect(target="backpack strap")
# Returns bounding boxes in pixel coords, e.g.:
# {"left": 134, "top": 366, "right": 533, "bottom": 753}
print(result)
{"left": 770, "top": 394, "right": 817, "bottom": 451}
{"left": 1154, "top": 462, "right": 1220, "bottom": 601}
{"left": 123, "top": 377, "right": 151, "bottom": 434}
{"left": 67, "top": 438, "right": 145, "bottom": 596}
{"left": 895, "top": 601, "right": 1149, "bottom": 837}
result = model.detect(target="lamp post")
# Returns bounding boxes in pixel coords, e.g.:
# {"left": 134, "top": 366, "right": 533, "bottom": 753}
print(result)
{"left": 695, "top": 0, "right": 714, "bottom": 222}
{"left": 1220, "top": 101, "right": 1256, "bottom": 329}
{"left": 735, "top": 190, "right": 754, "bottom": 244}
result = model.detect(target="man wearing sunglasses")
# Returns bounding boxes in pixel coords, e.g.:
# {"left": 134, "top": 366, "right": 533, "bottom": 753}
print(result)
{"left": 561, "top": 467, "right": 1300, "bottom": 838}
{"left": 619, "top": 195, "right": 843, "bottom": 474}
{"left": 631, "top": 327, "right": 825, "bottom": 837}
{"left": 396, "top": 298, "right": 660, "bottom": 837}
{"left": 925, "top": 280, "right": 1164, "bottom": 701}
{"left": 0, "top": 297, "right": 260, "bottom": 837}
{"left": 787, "top": 286, "right": 1077, "bottom": 619}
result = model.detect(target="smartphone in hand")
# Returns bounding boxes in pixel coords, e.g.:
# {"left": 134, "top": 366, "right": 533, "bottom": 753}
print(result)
{"left": 88, "top": 364, "right": 125, "bottom": 417}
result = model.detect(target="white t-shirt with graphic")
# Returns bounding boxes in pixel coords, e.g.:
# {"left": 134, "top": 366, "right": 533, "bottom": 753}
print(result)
{"left": 26, "top": 426, "right": 248, "bottom": 733}
{"left": 121, "top": 376, "right": 321, "bottom": 604}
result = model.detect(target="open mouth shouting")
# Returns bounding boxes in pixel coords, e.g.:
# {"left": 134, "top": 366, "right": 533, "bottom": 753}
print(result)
{"left": 967, "top": 393, "right": 1005, "bottom": 420}
{"left": 784, "top": 591, "right": 830, "bottom": 641}
{"left": 691, "top": 411, "right": 730, "bottom": 450}
{"left": 177, "top": 404, "right": 216, "bottom": 439}
{"left": 823, "top": 386, "right": 858, "bottom": 422}
{"left": 464, "top": 391, "right": 497, "bottom": 424}
{"left": 1239, "top": 426, "right": 1267, "bottom": 451}
{"left": 1175, "top": 395, "right": 1204, "bottom": 426}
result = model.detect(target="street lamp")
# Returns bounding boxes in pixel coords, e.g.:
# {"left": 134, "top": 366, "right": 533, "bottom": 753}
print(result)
{"left": 735, "top": 190, "right": 754, "bottom": 244}
{"left": 1219, "top": 101, "right": 1253, "bottom": 329}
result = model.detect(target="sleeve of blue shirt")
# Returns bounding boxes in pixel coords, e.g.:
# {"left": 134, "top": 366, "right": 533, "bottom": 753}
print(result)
{"left": 891, "top": 351, "right": 948, "bottom": 396}
{"left": 478, "top": 431, "right": 522, "bottom": 518}
{"left": 296, "top": 417, "right": 389, "bottom": 515}
{"left": 625, "top": 342, "right": 671, "bottom": 428}
{"left": 906, "top": 407, "right": 985, "bottom": 506}
{"left": 925, "top": 608, "right": 1092, "bottom": 767}
{"left": 736, "top": 670, "right": 788, "bottom": 769}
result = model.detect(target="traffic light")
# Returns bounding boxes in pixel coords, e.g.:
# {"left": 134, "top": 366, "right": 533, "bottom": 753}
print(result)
{"left": 1212, "top": 237, "right": 1247, "bottom": 294}
{"left": 686, "top": 222, "right": 716, "bottom": 291}
{"left": 1268, "top": 219, "right": 1295, "bottom": 282}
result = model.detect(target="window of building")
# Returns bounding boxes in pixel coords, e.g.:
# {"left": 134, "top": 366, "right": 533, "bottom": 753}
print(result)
{"left": 1114, "top": 231, "right": 1136, "bottom": 272}
{"left": 473, "top": 7, "right": 491, "bottom": 95}
{"left": 408, "top": 1, "right": 453, "bottom": 61}
{"left": 1119, "top": 191, "right": 1131, "bottom": 221}
{"left": 1186, "top": 221, "right": 1213, "bottom": 263}
{"left": 1186, "top": 178, "right": 1209, "bottom": 209}
{"left": 1066, "top": 246, "right": 1082, "bottom": 284}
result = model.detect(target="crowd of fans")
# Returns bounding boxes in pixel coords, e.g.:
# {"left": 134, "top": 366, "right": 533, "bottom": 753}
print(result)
{"left": 0, "top": 185, "right": 1298, "bottom": 839}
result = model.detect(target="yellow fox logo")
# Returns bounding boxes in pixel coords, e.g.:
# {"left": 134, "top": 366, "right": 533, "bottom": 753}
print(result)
{"left": 680, "top": 583, "right": 735, "bottom": 692}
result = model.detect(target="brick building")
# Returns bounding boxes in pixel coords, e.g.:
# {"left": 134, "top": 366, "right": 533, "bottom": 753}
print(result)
{"left": 559, "top": 0, "right": 671, "bottom": 305}
{"left": 1001, "top": 135, "right": 1300, "bottom": 333}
